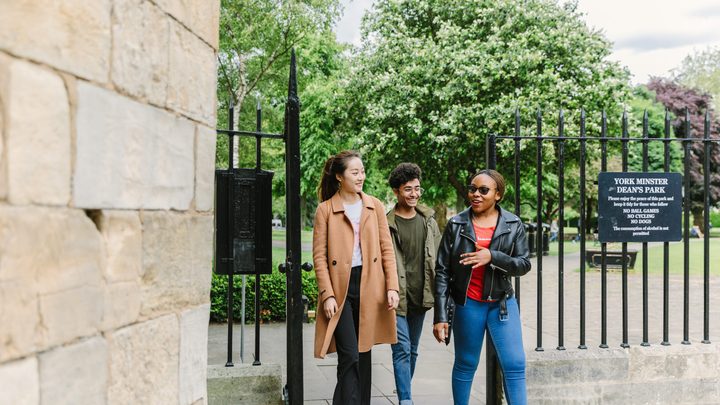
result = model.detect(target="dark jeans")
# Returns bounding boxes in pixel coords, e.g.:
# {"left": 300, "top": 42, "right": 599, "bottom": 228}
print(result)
{"left": 333, "top": 265, "right": 371, "bottom": 405}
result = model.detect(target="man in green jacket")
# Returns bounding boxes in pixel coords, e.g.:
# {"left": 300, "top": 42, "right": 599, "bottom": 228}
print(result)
{"left": 387, "top": 163, "right": 442, "bottom": 405}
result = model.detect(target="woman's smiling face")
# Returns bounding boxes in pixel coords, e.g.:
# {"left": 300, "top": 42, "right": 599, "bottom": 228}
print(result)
{"left": 468, "top": 173, "right": 501, "bottom": 215}
{"left": 337, "top": 157, "right": 365, "bottom": 194}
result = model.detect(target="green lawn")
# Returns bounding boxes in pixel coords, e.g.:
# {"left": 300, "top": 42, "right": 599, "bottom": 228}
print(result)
{"left": 547, "top": 240, "right": 582, "bottom": 256}
{"left": 271, "top": 247, "right": 313, "bottom": 267}
{"left": 269, "top": 228, "right": 719, "bottom": 277}
{"left": 632, "top": 238, "right": 720, "bottom": 276}
{"left": 271, "top": 229, "right": 313, "bottom": 268}
{"left": 272, "top": 229, "right": 313, "bottom": 242}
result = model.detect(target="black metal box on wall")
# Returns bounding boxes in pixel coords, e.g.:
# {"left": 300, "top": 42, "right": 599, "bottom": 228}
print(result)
{"left": 214, "top": 168, "right": 274, "bottom": 275}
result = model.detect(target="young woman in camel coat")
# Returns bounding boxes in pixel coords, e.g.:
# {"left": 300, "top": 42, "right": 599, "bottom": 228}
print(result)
{"left": 312, "top": 150, "right": 399, "bottom": 405}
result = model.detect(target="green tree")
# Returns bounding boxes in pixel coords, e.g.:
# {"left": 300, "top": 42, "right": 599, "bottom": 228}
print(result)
{"left": 673, "top": 46, "right": 720, "bottom": 113}
{"left": 626, "top": 85, "right": 682, "bottom": 173}
{"left": 647, "top": 78, "right": 720, "bottom": 228}
{"left": 344, "top": 0, "right": 630, "bottom": 221}
{"left": 216, "top": 0, "right": 347, "bottom": 224}
{"left": 217, "top": 0, "right": 340, "bottom": 120}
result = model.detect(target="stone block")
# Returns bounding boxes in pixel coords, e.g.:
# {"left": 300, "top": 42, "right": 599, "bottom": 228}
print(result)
{"left": 140, "top": 212, "right": 212, "bottom": 316}
{"left": 39, "top": 285, "right": 103, "bottom": 348}
{"left": 154, "top": 0, "right": 220, "bottom": 49}
{"left": 0, "top": 356, "right": 39, "bottom": 405}
{"left": 0, "top": 206, "right": 103, "bottom": 360}
{"left": 167, "top": 21, "right": 217, "bottom": 127}
{"left": 207, "top": 364, "right": 283, "bottom": 405}
{"left": 195, "top": 125, "right": 216, "bottom": 212}
{"left": 0, "top": 205, "right": 40, "bottom": 360}
{"left": 31, "top": 209, "right": 103, "bottom": 296}
{"left": 628, "top": 345, "right": 720, "bottom": 382}
{"left": 111, "top": 0, "right": 170, "bottom": 106}
{"left": 179, "top": 304, "right": 210, "bottom": 405}
{"left": 101, "top": 281, "right": 141, "bottom": 331}
{"left": 0, "top": 280, "right": 40, "bottom": 362}
{"left": 0, "top": 1, "right": 111, "bottom": 82}
{"left": 97, "top": 210, "right": 142, "bottom": 282}
{"left": 527, "top": 384, "right": 603, "bottom": 405}
{"left": 39, "top": 337, "right": 107, "bottom": 405}
{"left": 0, "top": 80, "right": 5, "bottom": 201}
{"left": 527, "top": 348, "right": 629, "bottom": 384}
{"left": 4, "top": 59, "right": 70, "bottom": 206}
{"left": 599, "top": 379, "right": 713, "bottom": 404}
{"left": 74, "top": 82, "right": 195, "bottom": 209}
{"left": 108, "top": 314, "right": 180, "bottom": 405}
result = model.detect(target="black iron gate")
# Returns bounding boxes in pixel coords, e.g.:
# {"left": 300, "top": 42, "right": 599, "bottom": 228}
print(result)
{"left": 214, "top": 50, "right": 310, "bottom": 405}
{"left": 484, "top": 108, "right": 719, "bottom": 404}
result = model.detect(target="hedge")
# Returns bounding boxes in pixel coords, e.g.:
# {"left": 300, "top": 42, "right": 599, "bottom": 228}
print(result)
{"left": 711, "top": 209, "right": 720, "bottom": 228}
{"left": 210, "top": 269, "right": 318, "bottom": 323}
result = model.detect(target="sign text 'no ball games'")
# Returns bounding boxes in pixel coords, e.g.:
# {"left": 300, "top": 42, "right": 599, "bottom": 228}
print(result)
{"left": 598, "top": 172, "right": 682, "bottom": 243}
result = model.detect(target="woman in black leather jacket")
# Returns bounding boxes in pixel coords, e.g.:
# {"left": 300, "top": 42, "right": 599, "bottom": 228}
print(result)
{"left": 433, "top": 169, "right": 530, "bottom": 405}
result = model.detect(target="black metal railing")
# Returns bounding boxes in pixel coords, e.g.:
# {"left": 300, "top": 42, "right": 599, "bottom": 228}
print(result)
{"left": 489, "top": 107, "right": 718, "bottom": 348}
{"left": 485, "top": 107, "right": 719, "bottom": 403}
{"left": 214, "top": 51, "right": 308, "bottom": 405}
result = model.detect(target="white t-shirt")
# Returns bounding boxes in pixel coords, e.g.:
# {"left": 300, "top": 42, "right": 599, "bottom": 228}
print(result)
{"left": 344, "top": 199, "right": 363, "bottom": 267}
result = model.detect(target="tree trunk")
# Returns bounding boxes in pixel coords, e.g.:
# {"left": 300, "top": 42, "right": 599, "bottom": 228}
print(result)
{"left": 692, "top": 206, "right": 706, "bottom": 231}
{"left": 584, "top": 196, "right": 595, "bottom": 234}
{"left": 232, "top": 90, "right": 244, "bottom": 168}
{"left": 434, "top": 203, "right": 448, "bottom": 233}
{"left": 231, "top": 54, "right": 248, "bottom": 169}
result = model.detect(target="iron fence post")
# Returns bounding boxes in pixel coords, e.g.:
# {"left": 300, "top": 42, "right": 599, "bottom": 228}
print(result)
{"left": 226, "top": 100, "right": 235, "bottom": 368}
{"left": 682, "top": 108, "right": 691, "bottom": 345}
{"left": 703, "top": 110, "right": 711, "bottom": 344}
{"left": 284, "top": 50, "right": 304, "bottom": 404}
{"left": 485, "top": 133, "right": 502, "bottom": 405}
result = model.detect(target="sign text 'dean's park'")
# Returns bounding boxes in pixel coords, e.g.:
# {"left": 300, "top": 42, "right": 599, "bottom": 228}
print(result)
{"left": 598, "top": 172, "right": 682, "bottom": 243}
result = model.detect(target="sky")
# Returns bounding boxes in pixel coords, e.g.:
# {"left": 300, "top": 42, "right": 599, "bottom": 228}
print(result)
{"left": 334, "top": 0, "right": 720, "bottom": 84}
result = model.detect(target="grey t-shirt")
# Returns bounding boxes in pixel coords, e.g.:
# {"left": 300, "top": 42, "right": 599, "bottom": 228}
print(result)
{"left": 395, "top": 214, "right": 427, "bottom": 312}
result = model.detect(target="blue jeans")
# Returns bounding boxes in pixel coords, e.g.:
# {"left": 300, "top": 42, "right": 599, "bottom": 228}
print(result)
{"left": 452, "top": 297, "right": 526, "bottom": 405}
{"left": 391, "top": 311, "right": 426, "bottom": 404}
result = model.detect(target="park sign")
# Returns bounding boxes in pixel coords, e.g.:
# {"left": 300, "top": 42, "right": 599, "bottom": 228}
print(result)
{"left": 598, "top": 172, "right": 682, "bottom": 243}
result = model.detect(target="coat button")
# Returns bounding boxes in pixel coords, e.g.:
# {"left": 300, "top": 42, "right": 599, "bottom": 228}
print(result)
{"left": 373, "top": 257, "right": 377, "bottom": 262}
{"left": 332, "top": 260, "right": 337, "bottom": 265}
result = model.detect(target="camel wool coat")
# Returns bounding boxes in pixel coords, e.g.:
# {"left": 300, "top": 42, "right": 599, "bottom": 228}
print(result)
{"left": 312, "top": 192, "right": 399, "bottom": 358}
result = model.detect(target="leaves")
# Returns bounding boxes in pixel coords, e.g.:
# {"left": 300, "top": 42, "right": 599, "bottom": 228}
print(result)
{"left": 344, "top": 0, "right": 631, "bottom": 219}
{"left": 647, "top": 78, "right": 720, "bottom": 213}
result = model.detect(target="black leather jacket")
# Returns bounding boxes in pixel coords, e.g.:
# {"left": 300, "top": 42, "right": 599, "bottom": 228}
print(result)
{"left": 434, "top": 205, "right": 531, "bottom": 324}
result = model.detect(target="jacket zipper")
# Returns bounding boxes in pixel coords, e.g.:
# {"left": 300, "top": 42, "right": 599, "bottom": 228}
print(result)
{"left": 459, "top": 231, "right": 475, "bottom": 297}
{"left": 489, "top": 241, "right": 515, "bottom": 273}
{"left": 487, "top": 240, "right": 515, "bottom": 299}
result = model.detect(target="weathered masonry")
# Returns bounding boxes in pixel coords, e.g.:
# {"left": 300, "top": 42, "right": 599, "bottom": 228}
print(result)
{"left": 0, "top": 1, "right": 219, "bottom": 404}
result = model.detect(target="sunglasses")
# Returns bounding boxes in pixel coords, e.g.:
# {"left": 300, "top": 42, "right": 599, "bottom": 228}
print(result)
{"left": 466, "top": 185, "right": 495, "bottom": 195}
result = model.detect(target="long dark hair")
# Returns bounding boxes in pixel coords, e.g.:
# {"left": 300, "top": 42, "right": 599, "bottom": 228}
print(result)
{"left": 317, "top": 150, "right": 362, "bottom": 202}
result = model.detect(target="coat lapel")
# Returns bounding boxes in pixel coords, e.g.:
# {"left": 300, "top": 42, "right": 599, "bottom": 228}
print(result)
{"left": 359, "top": 192, "right": 375, "bottom": 232}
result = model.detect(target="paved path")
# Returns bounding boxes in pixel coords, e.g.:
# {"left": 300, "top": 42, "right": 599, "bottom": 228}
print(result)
{"left": 207, "top": 240, "right": 720, "bottom": 404}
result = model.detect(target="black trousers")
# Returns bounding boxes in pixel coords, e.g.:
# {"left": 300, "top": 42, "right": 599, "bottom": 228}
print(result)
{"left": 333, "top": 265, "right": 372, "bottom": 405}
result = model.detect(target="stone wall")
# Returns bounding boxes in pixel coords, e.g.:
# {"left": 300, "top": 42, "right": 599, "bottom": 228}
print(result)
{"left": 527, "top": 344, "right": 720, "bottom": 404}
{"left": 0, "top": 1, "right": 219, "bottom": 404}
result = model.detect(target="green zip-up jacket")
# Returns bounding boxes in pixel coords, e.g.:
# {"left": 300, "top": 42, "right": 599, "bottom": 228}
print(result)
{"left": 387, "top": 204, "right": 442, "bottom": 316}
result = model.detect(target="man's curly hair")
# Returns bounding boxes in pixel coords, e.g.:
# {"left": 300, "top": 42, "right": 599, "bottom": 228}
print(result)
{"left": 388, "top": 163, "right": 422, "bottom": 189}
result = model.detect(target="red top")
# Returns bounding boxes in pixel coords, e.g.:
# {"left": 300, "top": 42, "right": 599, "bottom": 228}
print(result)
{"left": 466, "top": 225, "right": 495, "bottom": 302}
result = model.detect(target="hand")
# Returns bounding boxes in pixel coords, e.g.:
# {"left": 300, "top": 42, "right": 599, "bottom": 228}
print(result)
{"left": 433, "top": 322, "right": 449, "bottom": 343}
{"left": 387, "top": 290, "right": 399, "bottom": 310}
{"left": 459, "top": 247, "right": 492, "bottom": 269}
{"left": 323, "top": 297, "right": 338, "bottom": 319}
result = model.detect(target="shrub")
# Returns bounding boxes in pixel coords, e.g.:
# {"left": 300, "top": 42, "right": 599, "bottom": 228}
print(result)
{"left": 711, "top": 209, "right": 720, "bottom": 228}
{"left": 210, "top": 269, "right": 318, "bottom": 323}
